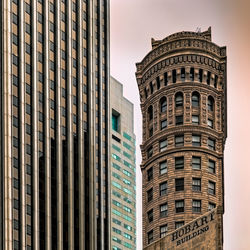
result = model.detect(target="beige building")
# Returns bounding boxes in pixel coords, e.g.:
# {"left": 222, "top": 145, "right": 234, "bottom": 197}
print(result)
{"left": 135, "top": 27, "right": 227, "bottom": 249}
{"left": 0, "top": 0, "right": 110, "bottom": 249}
{"left": 110, "top": 77, "right": 136, "bottom": 250}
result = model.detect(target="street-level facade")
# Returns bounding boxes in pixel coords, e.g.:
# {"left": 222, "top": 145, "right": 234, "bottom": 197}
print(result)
{"left": 110, "top": 77, "right": 136, "bottom": 250}
{"left": 0, "top": 0, "right": 110, "bottom": 249}
{"left": 135, "top": 27, "right": 227, "bottom": 249}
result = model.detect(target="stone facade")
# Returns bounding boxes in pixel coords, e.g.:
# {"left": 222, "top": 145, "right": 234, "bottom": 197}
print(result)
{"left": 135, "top": 27, "right": 227, "bottom": 248}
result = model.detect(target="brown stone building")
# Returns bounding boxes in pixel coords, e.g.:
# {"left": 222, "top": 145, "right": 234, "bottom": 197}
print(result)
{"left": 135, "top": 27, "right": 227, "bottom": 249}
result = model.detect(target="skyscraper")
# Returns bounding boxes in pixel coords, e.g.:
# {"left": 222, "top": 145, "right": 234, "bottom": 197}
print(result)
{"left": 0, "top": 0, "right": 110, "bottom": 249}
{"left": 135, "top": 27, "right": 227, "bottom": 248}
{"left": 110, "top": 77, "right": 136, "bottom": 250}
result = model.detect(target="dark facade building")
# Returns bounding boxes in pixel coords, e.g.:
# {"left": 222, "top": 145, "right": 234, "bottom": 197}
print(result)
{"left": 0, "top": 0, "right": 110, "bottom": 249}
{"left": 135, "top": 28, "right": 227, "bottom": 249}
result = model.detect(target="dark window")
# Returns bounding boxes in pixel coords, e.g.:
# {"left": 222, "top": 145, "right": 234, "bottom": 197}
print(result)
{"left": 148, "top": 230, "right": 153, "bottom": 244}
{"left": 160, "top": 182, "right": 167, "bottom": 196}
{"left": 25, "top": 43, "right": 31, "bottom": 54}
{"left": 208, "top": 181, "right": 216, "bottom": 195}
{"left": 159, "top": 161, "right": 167, "bottom": 175}
{"left": 26, "top": 83, "right": 31, "bottom": 94}
{"left": 13, "top": 96, "right": 18, "bottom": 107}
{"left": 49, "top": 22, "right": 54, "bottom": 32}
{"left": 175, "top": 200, "right": 184, "bottom": 213}
{"left": 175, "top": 156, "right": 184, "bottom": 170}
{"left": 160, "top": 224, "right": 168, "bottom": 238}
{"left": 38, "top": 12, "right": 43, "bottom": 23}
{"left": 207, "top": 71, "right": 211, "bottom": 85}
{"left": 147, "top": 146, "right": 153, "bottom": 158}
{"left": 147, "top": 188, "right": 153, "bottom": 202}
{"left": 13, "top": 199, "right": 19, "bottom": 210}
{"left": 26, "top": 63, "right": 31, "bottom": 74}
{"left": 181, "top": 68, "right": 185, "bottom": 81}
{"left": 13, "top": 116, "right": 18, "bottom": 127}
{"left": 27, "top": 225, "right": 32, "bottom": 235}
{"left": 175, "top": 178, "right": 184, "bottom": 191}
{"left": 25, "top": 23, "right": 31, "bottom": 34}
{"left": 12, "top": 13, "right": 18, "bottom": 24}
{"left": 192, "top": 135, "right": 201, "bottom": 146}
{"left": 192, "top": 115, "right": 199, "bottom": 125}
{"left": 147, "top": 167, "right": 153, "bottom": 181}
{"left": 208, "top": 138, "right": 215, "bottom": 150}
{"left": 160, "top": 97, "right": 167, "bottom": 113}
{"left": 12, "top": 75, "right": 19, "bottom": 86}
{"left": 214, "top": 75, "right": 218, "bottom": 88}
{"left": 13, "top": 178, "right": 19, "bottom": 189}
{"left": 175, "top": 115, "right": 183, "bottom": 125}
{"left": 192, "top": 178, "right": 201, "bottom": 191}
{"left": 156, "top": 76, "right": 160, "bottom": 89}
{"left": 160, "top": 203, "right": 168, "bottom": 218}
{"left": 190, "top": 67, "right": 194, "bottom": 81}
{"left": 39, "top": 112, "right": 43, "bottom": 122}
{"left": 13, "top": 219, "right": 19, "bottom": 230}
{"left": 49, "top": 2, "right": 54, "bottom": 12}
{"left": 192, "top": 92, "right": 200, "bottom": 107}
{"left": 26, "top": 164, "right": 31, "bottom": 175}
{"left": 175, "top": 92, "right": 183, "bottom": 107}
{"left": 147, "top": 209, "right": 153, "bottom": 223}
{"left": 27, "top": 205, "right": 32, "bottom": 215}
{"left": 148, "top": 106, "right": 153, "bottom": 120}
{"left": 13, "top": 137, "right": 18, "bottom": 148}
{"left": 208, "top": 159, "right": 215, "bottom": 174}
{"left": 175, "top": 221, "right": 184, "bottom": 229}
{"left": 12, "top": 33, "right": 18, "bottom": 45}
{"left": 160, "top": 119, "right": 167, "bottom": 130}
{"left": 164, "top": 72, "right": 168, "bottom": 86}
{"left": 26, "top": 184, "right": 32, "bottom": 195}
{"left": 208, "top": 96, "right": 214, "bottom": 111}
{"left": 112, "top": 111, "right": 120, "bottom": 132}
{"left": 13, "top": 157, "right": 18, "bottom": 168}
{"left": 175, "top": 135, "right": 184, "bottom": 147}
{"left": 38, "top": 32, "right": 43, "bottom": 43}
{"left": 172, "top": 69, "right": 176, "bottom": 83}
{"left": 26, "top": 144, "right": 31, "bottom": 155}
{"left": 12, "top": 54, "right": 18, "bottom": 66}
{"left": 198, "top": 69, "right": 203, "bottom": 82}
{"left": 26, "top": 104, "right": 31, "bottom": 115}
{"left": 208, "top": 202, "right": 216, "bottom": 211}
{"left": 149, "top": 127, "right": 153, "bottom": 137}
{"left": 26, "top": 124, "right": 31, "bottom": 135}
{"left": 192, "top": 200, "right": 201, "bottom": 213}
{"left": 192, "top": 156, "right": 201, "bottom": 170}
{"left": 144, "top": 88, "right": 148, "bottom": 99}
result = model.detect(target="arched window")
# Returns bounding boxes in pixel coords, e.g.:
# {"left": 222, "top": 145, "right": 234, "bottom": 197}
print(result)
{"left": 160, "top": 97, "right": 167, "bottom": 113}
{"left": 175, "top": 92, "right": 183, "bottom": 107}
{"left": 192, "top": 92, "right": 200, "bottom": 107}
{"left": 148, "top": 105, "right": 153, "bottom": 120}
{"left": 208, "top": 96, "right": 214, "bottom": 111}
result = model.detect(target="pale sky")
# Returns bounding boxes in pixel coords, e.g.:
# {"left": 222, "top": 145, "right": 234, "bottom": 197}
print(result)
{"left": 110, "top": 0, "right": 250, "bottom": 249}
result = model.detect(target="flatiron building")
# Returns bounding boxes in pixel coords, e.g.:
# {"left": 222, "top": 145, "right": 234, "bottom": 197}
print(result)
{"left": 0, "top": 0, "right": 110, "bottom": 249}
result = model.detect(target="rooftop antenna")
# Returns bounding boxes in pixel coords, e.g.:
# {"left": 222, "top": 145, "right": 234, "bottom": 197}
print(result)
{"left": 196, "top": 27, "right": 201, "bottom": 33}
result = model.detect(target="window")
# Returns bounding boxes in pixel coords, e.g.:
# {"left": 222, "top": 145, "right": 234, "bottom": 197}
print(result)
{"left": 164, "top": 72, "right": 168, "bottom": 86}
{"left": 175, "top": 178, "right": 184, "bottom": 191}
{"left": 160, "top": 181, "right": 168, "bottom": 196}
{"left": 148, "top": 230, "right": 153, "bottom": 244}
{"left": 208, "top": 181, "right": 215, "bottom": 195}
{"left": 147, "top": 188, "right": 153, "bottom": 202}
{"left": 112, "top": 110, "right": 120, "bottom": 132}
{"left": 208, "top": 159, "right": 215, "bottom": 174}
{"left": 175, "top": 115, "right": 183, "bottom": 125}
{"left": 207, "top": 71, "right": 211, "bottom": 85}
{"left": 160, "top": 97, "right": 167, "bottom": 113}
{"left": 144, "top": 88, "right": 148, "bottom": 99}
{"left": 193, "top": 200, "right": 201, "bottom": 213}
{"left": 198, "top": 69, "right": 203, "bottom": 82}
{"left": 147, "top": 167, "right": 153, "bottom": 181}
{"left": 175, "top": 135, "right": 184, "bottom": 147}
{"left": 148, "top": 106, "right": 153, "bottom": 120}
{"left": 13, "top": 137, "right": 18, "bottom": 148}
{"left": 192, "top": 115, "right": 199, "bottom": 125}
{"left": 214, "top": 75, "right": 218, "bottom": 88}
{"left": 12, "top": 13, "right": 18, "bottom": 24}
{"left": 147, "top": 146, "right": 153, "bottom": 158}
{"left": 192, "top": 156, "right": 201, "bottom": 170}
{"left": 175, "top": 221, "right": 184, "bottom": 229}
{"left": 13, "top": 178, "right": 19, "bottom": 189}
{"left": 208, "top": 138, "right": 215, "bottom": 150}
{"left": 208, "top": 202, "right": 216, "bottom": 211}
{"left": 159, "top": 139, "right": 167, "bottom": 152}
{"left": 147, "top": 209, "right": 153, "bottom": 223}
{"left": 160, "top": 224, "right": 168, "bottom": 238}
{"left": 13, "top": 96, "right": 18, "bottom": 106}
{"left": 159, "top": 161, "right": 167, "bottom": 175}
{"left": 27, "top": 225, "right": 32, "bottom": 235}
{"left": 172, "top": 69, "right": 176, "bottom": 83}
{"left": 181, "top": 68, "right": 185, "bottom": 81}
{"left": 192, "top": 92, "right": 200, "bottom": 107}
{"left": 175, "top": 92, "right": 183, "bottom": 107}
{"left": 149, "top": 127, "right": 153, "bottom": 137}
{"left": 192, "top": 135, "right": 201, "bottom": 146}
{"left": 190, "top": 67, "right": 194, "bottom": 81}
{"left": 26, "top": 124, "right": 31, "bottom": 135}
{"left": 13, "top": 219, "right": 19, "bottom": 230}
{"left": 160, "top": 119, "right": 167, "bottom": 130}
{"left": 175, "top": 156, "right": 184, "bottom": 170}
{"left": 175, "top": 200, "right": 184, "bottom": 213}
{"left": 13, "top": 199, "right": 19, "bottom": 210}
{"left": 192, "top": 178, "right": 201, "bottom": 191}
{"left": 13, "top": 116, "right": 18, "bottom": 127}
{"left": 207, "top": 119, "right": 213, "bottom": 128}
{"left": 208, "top": 96, "right": 214, "bottom": 111}
{"left": 156, "top": 76, "right": 161, "bottom": 89}
{"left": 112, "top": 227, "right": 121, "bottom": 235}
{"left": 160, "top": 203, "right": 168, "bottom": 218}
{"left": 12, "top": 33, "right": 18, "bottom": 45}
{"left": 12, "top": 54, "right": 18, "bottom": 66}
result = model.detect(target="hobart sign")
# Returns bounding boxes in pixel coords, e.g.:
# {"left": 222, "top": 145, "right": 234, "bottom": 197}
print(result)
{"left": 171, "top": 211, "right": 215, "bottom": 246}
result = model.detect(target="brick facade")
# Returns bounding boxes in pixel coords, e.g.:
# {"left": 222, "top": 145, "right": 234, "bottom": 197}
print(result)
{"left": 135, "top": 27, "right": 227, "bottom": 248}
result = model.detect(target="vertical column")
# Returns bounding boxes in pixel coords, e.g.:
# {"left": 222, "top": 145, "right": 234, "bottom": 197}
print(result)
{"left": 19, "top": 1, "right": 26, "bottom": 249}
{"left": 88, "top": 0, "right": 97, "bottom": 248}
{"left": 44, "top": 1, "right": 51, "bottom": 249}
{"left": 31, "top": 0, "right": 39, "bottom": 248}
{"left": 55, "top": 0, "right": 63, "bottom": 249}
{"left": 66, "top": 1, "right": 74, "bottom": 249}
{"left": 77, "top": 0, "right": 85, "bottom": 249}
{"left": 3, "top": 1, "right": 13, "bottom": 249}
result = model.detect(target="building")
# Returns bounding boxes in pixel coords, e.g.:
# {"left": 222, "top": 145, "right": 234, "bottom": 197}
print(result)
{"left": 0, "top": 0, "right": 110, "bottom": 249}
{"left": 135, "top": 27, "right": 227, "bottom": 249}
{"left": 110, "top": 77, "right": 136, "bottom": 250}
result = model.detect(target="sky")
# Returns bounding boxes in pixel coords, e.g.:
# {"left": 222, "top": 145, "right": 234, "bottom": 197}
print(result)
{"left": 110, "top": 0, "right": 250, "bottom": 249}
